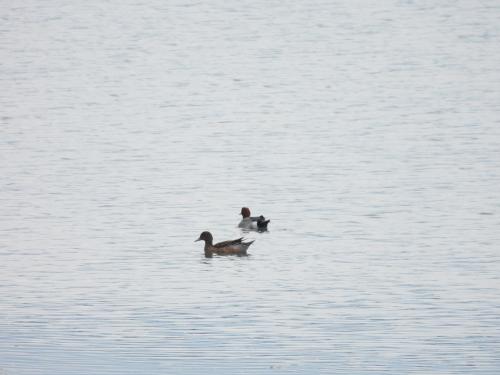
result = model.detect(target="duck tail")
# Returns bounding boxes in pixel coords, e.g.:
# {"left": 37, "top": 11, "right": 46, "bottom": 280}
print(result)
{"left": 257, "top": 217, "right": 270, "bottom": 230}
{"left": 243, "top": 239, "right": 255, "bottom": 247}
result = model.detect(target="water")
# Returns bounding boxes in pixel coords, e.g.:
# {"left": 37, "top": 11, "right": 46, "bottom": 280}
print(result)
{"left": 1, "top": 0, "right": 500, "bottom": 374}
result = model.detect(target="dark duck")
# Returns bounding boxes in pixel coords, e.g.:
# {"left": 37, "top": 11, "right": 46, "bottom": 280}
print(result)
{"left": 195, "top": 231, "right": 254, "bottom": 258}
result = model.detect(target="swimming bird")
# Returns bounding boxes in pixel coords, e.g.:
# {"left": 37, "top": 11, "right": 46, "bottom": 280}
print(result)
{"left": 195, "top": 231, "right": 254, "bottom": 258}
{"left": 238, "top": 207, "right": 270, "bottom": 231}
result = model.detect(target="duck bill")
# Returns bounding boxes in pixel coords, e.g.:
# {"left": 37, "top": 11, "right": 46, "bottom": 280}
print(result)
{"left": 195, "top": 238, "right": 201, "bottom": 242}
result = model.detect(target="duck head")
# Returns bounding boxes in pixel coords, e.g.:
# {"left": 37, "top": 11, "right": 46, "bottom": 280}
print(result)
{"left": 195, "top": 231, "right": 213, "bottom": 245}
{"left": 240, "top": 207, "right": 251, "bottom": 218}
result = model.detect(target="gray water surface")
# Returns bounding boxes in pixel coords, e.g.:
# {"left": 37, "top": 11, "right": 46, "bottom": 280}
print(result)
{"left": 2, "top": 1, "right": 500, "bottom": 374}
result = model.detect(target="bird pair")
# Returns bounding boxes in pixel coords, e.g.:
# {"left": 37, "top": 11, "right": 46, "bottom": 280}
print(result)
{"left": 195, "top": 207, "right": 270, "bottom": 258}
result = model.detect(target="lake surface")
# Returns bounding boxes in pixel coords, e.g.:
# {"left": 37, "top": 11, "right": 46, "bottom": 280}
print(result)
{"left": 1, "top": 1, "right": 500, "bottom": 374}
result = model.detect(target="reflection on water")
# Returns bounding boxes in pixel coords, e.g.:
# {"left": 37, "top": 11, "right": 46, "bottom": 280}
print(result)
{"left": 1, "top": 0, "right": 500, "bottom": 374}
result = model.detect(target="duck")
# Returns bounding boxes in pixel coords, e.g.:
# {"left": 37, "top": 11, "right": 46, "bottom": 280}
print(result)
{"left": 195, "top": 231, "right": 254, "bottom": 257}
{"left": 238, "top": 207, "right": 270, "bottom": 231}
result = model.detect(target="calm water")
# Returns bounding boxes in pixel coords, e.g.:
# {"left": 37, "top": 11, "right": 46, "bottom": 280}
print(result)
{"left": 1, "top": 1, "right": 500, "bottom": 374}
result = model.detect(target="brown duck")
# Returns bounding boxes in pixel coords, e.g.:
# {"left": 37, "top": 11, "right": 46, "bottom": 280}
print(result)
{"left": 195, "top": 231, "right": 254, "bottom": 258}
